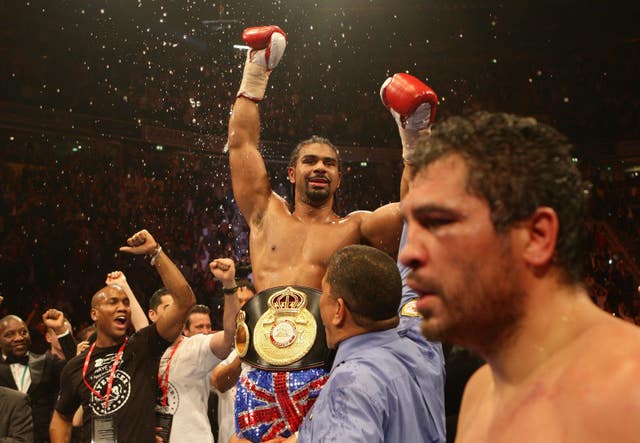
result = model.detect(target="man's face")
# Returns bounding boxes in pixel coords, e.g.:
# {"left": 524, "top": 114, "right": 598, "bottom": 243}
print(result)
{"left": 319, "top": 275, "right": 339, "bottom": 349}
{"left": 0, "top": 317, "right": 30, "bottom": 357}
{"left": 149, "top": 294, "right": 174, "bottom": 324}
{"left": 184, "top": 313, "right": 212, "bottom": 336}
{"left": 399, "top": 154, "right": 525, "bottom": 351}
{"left": 91, "top": 286, "right": 132, "bottom": 341}
{"left": 288, "top": 143, "right": 341, "bottom": 206}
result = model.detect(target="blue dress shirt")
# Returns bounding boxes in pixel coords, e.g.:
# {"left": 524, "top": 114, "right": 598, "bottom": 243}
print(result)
{"left": 297, "top": 325, "right": 446, "bottom": 442}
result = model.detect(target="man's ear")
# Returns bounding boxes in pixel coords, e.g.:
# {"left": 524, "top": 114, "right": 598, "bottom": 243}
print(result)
{"left": 333, "top": 298, "right": 348, "bottom": 327}
{"left": 90, "top": 308, "right": 98, "bottom": 322}
{"left": 287, "top": 166, "right": 296, "bottom": 183}
{"left": 521, "top": 207, "right": 559, "bottom": 268}
{"left": 148, "top": 310, "right": 157, "bottom": 323}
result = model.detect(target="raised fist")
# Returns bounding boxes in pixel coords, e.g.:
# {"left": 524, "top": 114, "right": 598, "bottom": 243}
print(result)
{"left": 380, "top": 73, "right": 438, "bottom": 160}
{"left": 237, "top": 25, "right": 287, "bottom": 101}
{"left": 209, "top": 258, "right": 236, "bottom": 288}
{"left": 119, "top": 229, "right": 158, "bottom": 256}
{"left": 42, "top": 309, "right": 68, "bottom": 335}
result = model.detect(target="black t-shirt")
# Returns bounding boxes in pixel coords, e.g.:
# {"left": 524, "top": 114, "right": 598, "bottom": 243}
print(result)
{"left": 56, "top": 324, "right": 171, "bottom": 443}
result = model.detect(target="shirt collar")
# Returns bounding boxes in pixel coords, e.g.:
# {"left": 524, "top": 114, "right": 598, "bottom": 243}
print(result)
{"left": 331, "top": 328, "right": 397, "bottom": 372}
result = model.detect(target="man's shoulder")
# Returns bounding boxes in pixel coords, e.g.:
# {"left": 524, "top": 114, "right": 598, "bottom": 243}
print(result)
{"left": 569, "top": 316, "right": 640, "bottom": 371}
{"left": 60, "top": 351, "right": 86, "bottom": 374}
{"left": 343, "top": 209, "right": 372, "bottom": 223}
{"left": 0, "top": 385, "right": 28, "bottom": 401}
{"left": 28, "top": 351, "right": 48, "bottom": 362}
{"left": 570, "top": 319, "right": 640, "bottom": 389}
{"left": 175, "top": 333, "right": 210, "bottom": 353}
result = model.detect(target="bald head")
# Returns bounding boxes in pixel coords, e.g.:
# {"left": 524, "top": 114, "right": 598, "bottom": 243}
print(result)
{"left": 91, "top": 285, "right": 124, "bottom": 308}
{"left": 0, "top": 315, "right": 24, "bottom": 333}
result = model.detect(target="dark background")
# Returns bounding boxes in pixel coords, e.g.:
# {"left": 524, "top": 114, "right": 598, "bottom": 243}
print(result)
{"left": 2, "top": 0, "right": 639, "bottom": 155}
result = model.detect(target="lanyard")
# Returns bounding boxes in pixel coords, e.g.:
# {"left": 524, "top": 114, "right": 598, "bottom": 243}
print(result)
{"left": 82, "top": 338, "right": 128, "bottom": 409}
{"left": 158, "top": 338, "right": 182, "bottom": 407}
{"left": 19, "top": 364, "right": 28, "bottom": 392}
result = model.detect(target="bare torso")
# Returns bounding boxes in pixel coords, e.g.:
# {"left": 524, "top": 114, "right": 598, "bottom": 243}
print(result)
{"left": 456, "top": 317, "right": 640, "bottom": 443}
{"left": 249, "top": 195, "right": 365, "bottom": 292}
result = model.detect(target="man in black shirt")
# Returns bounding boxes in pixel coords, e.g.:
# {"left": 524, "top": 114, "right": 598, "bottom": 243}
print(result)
{"left": 50, "top": 229, "right": 196, "bottom": 443}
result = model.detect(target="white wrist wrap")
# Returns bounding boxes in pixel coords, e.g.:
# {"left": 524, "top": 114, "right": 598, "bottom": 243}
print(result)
{"left": 394, "top": 102, "right": 433, "bottom": 161}
{"left": 237, "top": 52, "right": 271, "bottom": 101}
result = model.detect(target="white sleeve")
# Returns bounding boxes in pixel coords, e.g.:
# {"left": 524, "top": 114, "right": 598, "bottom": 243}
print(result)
{"left": 179, "top": 334, "right": 223, "bottom": 377}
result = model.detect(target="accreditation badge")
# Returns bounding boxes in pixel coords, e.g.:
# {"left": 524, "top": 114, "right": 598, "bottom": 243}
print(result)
{"left": 91, "top": 415, "right": 117, "bottom": 443}
{"left": 253, "top": 286, "right": 317, "bottom": 366}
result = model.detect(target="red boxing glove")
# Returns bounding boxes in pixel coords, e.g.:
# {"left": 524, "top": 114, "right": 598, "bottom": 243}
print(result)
{"left": 380, "top": 73, "right": 438, "bottom": 160}
{"left": 237, "top": 26, "right": 287, "bottom": 101}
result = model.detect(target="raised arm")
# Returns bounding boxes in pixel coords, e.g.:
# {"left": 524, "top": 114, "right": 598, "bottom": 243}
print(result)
{"left": 105, "top": 271, "right": 149, "bottom": 331}
{"left": 119, "top": 230, "right": 195, "bottom": 342}
{"left": 42, "top": 308, "right": 77, "bottom": 362}
{"left": 360, "top": 74, "right": 439, "bottom": 254}
{"left": 380, "top": 73, "right": 438, "bottom": 198}
{"left": 207, "top": 258, "right": 241, "bottom": 359}
{"left": 359, "top": 203, "right": 404, "bottom": 257}
{"left": 228, "top": 26, "right": 287, "bottom": 223}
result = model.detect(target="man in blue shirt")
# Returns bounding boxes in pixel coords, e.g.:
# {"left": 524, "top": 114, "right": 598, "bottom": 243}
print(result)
{"left": 282, "top": 244, "right": 446, "bottom": 443}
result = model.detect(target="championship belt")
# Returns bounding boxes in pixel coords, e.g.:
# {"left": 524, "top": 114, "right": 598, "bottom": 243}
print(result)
{"left": 235, "top": 286, "right": 327, "bottom": 371}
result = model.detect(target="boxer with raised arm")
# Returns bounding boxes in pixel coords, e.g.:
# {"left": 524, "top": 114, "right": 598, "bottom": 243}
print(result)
{"left": 226, "top": 25, "right": 438, "bottom": 442}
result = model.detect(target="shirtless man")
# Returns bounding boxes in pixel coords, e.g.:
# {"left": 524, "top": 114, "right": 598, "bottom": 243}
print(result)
{"left": 227, "top": 26, "right": 437, "bottom": 441}
{"left": 399, "top": 111, "right": 640, "bottom": 442}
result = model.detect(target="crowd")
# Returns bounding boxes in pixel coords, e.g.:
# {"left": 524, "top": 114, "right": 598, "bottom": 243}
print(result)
{"left": 3, "top": 142, "right": 639, "bottom": 335}
{"left": 0, "top": 137, "right": 402, "bottom": 341}
{"left": 3, "top": 5, "right": 638, "bottom": 149}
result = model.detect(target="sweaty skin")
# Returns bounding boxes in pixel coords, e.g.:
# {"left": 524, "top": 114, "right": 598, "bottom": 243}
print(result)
{"left": 228, "top": 97, "right": 402, "bottom": 292}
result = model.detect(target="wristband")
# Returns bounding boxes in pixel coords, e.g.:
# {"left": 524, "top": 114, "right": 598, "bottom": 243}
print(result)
{"left": 56, "top": 330, "right": 71, "bottom": 339}
{"left": 149, "top": 244, "right": 162, "bottom": 266}
{"left": 222, "top": 286, "right": 239, "bottom": 295}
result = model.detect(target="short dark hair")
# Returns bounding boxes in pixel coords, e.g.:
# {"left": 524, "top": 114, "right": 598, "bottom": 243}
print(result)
{"left": 149, "top": 287, "right": 171, "bottom": 311}
{"left": 325, "top": 245, "right": 401, "bottom": 327}
{"left": 288, "top": 135, "right": 341, "bottom": 169}
{"left": 409, "top": 111, "right": 588, "bottom": 283}
{"left": 236, "top": 278, "right": 256, "bottom": 294}
{"left": 185, "top": 304, "right": 211, "bottom": 329}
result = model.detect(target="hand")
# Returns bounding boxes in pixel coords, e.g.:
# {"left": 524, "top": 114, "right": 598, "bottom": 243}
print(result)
{"left": 380, "top": 73, "right": 438, "bottom": 160}
{"left": 154, "top": 427, "right": 164, "bottom": 443}
{"left": 237, "top": 25, "right": 287, "bottom": 101}
{"left": 119, "top": 229, "right": 158, "bottom": 256}
{"left": 76, "top": 341, "right": 90, "bottom": 355}
{"left": 106, "top": 270, "right": 128, "bottom": 288}
{"left": 42, "top": 309, "right": 67, "bottom": 335}
{"left": 209, "top": 258, "right": 236, "bottom": 288}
